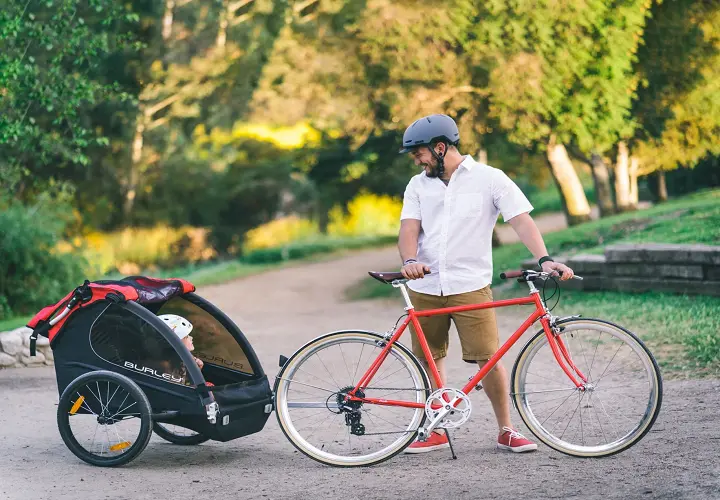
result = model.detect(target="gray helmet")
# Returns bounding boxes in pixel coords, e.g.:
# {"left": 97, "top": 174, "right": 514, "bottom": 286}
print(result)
{"left": 398, "top": 114, "right": 460, "bottom": 154}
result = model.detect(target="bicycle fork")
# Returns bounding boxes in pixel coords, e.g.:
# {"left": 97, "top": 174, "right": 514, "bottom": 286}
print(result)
{"left": 541, "top": 316, "right": 589, "bottom": 388}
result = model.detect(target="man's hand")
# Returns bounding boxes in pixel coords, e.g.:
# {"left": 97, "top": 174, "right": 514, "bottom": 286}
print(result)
{"left": 401, "top": 261, "right": 431, "bottom": 280}
{"left": 195, "top": 357, "right": 204, "bottom": 369}
{"left": 541, "top": 261, "right": 574, "bottom": 280}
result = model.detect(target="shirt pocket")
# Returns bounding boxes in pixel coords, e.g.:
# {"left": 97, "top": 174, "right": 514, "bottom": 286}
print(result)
{"left": 454, "top": 193, "right": 483, "bottom": 218}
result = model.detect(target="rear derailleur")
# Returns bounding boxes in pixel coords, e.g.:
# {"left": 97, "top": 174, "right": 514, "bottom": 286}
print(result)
{"left": 335, "top": 387, "right": 365, "bottom": 436}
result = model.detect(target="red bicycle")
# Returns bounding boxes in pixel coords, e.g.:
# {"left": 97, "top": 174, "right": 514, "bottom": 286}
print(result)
{"left": 274, "top": 269, "right": 663, "bottom": 467}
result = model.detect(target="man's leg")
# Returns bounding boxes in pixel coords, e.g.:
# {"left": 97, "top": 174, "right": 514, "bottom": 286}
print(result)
{"left": 420, "top": 356, "right": 446, "bottom": 389}
{"left": 476, "top": 360, "right": 512, "bottom": 431}
{"left": 404, "top": 290, "right": 451, "bottom": 453}
{"left": 451, "top": 287, "right": 537, "bottom": 452}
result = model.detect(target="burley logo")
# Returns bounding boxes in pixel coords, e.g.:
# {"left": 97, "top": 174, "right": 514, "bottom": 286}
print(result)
{"left": 123, "top": 361, "right": 183, "bottom": 383}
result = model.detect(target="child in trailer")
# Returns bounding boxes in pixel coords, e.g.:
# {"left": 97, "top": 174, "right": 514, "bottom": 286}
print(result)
{"left": 159, "top": 314, "right": 213, "bottom": 386}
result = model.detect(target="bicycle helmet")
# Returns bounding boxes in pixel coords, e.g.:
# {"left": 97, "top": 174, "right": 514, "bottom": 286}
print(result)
{"left": 158, "top": 314, "right": 193, "bottom": 339}
{"left": 398, "top": 114, "right": 460, "bottom": 154}
{"left": 399, "top": 114, "right": 460, "bottom": 178}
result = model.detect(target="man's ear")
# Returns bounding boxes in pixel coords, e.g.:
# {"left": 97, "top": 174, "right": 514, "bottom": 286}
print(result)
{"left": 434, "top": 142, "right": 446, "bottom": 157}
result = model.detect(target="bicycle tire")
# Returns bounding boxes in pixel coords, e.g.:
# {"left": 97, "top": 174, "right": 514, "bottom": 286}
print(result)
{"left": 57, "top": 370, "right": 153, "bottom": 467}
{"left": 511, "top": 318, "right": 662, "bottom": 458}
{"left": 274, "top": 330, "right": 431, "bottom": 467}
{"left": 153, "top": 423, "right": 209, "bottom": 445}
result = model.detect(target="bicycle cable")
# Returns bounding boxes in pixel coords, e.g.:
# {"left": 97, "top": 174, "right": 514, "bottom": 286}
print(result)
{"left": 541, "top": 274, "right": 561, "bottom": 312}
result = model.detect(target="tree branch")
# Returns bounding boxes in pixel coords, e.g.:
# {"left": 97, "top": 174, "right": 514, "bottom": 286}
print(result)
{"left": 229, "top": 0, "right": 254, "bottom": 14}
{"left": 144, "top": 92, "right": 183, "bottom": 117}
{"left": 146, "top": 116, "right": 170, "bottom": 131}
{"left": 565, "top": 143, "right": 593, "bottom": 165}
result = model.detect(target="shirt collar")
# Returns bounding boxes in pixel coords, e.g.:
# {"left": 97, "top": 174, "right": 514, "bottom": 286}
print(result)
{"left": 459, "top": 155, "right": 475, "bottom": 171}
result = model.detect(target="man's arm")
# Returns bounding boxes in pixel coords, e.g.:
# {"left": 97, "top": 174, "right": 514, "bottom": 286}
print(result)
{"left": 507, "top": 213, "right": 574, "bottom": 280}
{"left": 398, "top": 219, "right": 430, "bottom": 279}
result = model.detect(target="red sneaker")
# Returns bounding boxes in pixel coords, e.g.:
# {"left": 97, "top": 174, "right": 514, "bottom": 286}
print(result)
{"left": 497, "top": 427, "right": 538, "bottom": 453}
{"left": 404, "top": 431, "right": 449, "bottom": 454}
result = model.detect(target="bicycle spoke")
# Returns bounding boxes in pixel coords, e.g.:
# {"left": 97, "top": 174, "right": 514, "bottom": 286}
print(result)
{"left": 515, "top": 321, "right": 661, "bottom": 456}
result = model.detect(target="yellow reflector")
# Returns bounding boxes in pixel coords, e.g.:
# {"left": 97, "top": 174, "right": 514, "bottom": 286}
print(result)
{"left": 69, "top": 396, "right": 85, "bottom": 415}
{"left": 109, "top": 441, "right": 132, "bottom": 452}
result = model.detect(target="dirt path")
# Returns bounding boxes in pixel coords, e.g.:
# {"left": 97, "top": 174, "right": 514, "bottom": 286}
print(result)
{"left": 1, "top": 245, "right": 718, "bottom": 500}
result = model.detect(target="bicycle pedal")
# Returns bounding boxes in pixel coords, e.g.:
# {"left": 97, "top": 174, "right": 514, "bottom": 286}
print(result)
{"left": 467, "top": 376, "right": 483, "bottom": 391}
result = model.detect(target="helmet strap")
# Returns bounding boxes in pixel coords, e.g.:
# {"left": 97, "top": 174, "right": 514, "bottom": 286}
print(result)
{"left": 429, "top": 142, "right": 447, "bottom": 178}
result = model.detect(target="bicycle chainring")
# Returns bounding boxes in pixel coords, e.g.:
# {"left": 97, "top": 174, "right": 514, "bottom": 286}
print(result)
{"left": 425, "top": 388, "right": 472, "bottom": 429}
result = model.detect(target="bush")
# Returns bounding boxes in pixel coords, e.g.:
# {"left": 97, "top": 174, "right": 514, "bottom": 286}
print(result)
{"left": 243, "top": 216, "right": 320, "bottom": 252}
{"left": 71, "top": 226, "right": 218, "bottom": 276}
{"left": 327, "top": 193, "right": 402, "bottom": 236}
{"left": 0, "top": 198, "right": 87, "bottom": 319}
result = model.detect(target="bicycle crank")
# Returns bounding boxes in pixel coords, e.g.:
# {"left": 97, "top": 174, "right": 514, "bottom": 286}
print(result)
{"left": 425, "top": 388, "right": 472, "bottom": 430}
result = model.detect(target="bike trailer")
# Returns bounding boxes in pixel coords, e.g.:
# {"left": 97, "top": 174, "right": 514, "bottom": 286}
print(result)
{"left": 27, "top": 276, "right": 274, "bottom": 466}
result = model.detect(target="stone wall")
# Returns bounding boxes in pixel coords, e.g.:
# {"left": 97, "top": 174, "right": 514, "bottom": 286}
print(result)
{"left": 522, "top": 243, "right": 720, "bottom": 296}
{"left": 0, "top": 327, "right": 54, "bottom": 368}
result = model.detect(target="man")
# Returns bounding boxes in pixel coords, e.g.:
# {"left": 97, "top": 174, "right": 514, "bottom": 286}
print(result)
{"left": 397, "top": 114, "right": 574, "bottom": 454}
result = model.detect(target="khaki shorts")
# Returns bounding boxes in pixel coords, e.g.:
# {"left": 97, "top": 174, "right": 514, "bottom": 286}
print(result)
{"left": 407, "top": 287, "right": 499, "bottom": 363}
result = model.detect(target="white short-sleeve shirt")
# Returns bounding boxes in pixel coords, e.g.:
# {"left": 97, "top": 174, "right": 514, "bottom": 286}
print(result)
{"left": 400, "top": 155, "right": 533, "bottom": 296}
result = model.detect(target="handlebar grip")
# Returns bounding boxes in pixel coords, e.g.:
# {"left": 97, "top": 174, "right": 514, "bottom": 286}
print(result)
{"left": 500, "top": 270, "right": 524, "bottom": 279}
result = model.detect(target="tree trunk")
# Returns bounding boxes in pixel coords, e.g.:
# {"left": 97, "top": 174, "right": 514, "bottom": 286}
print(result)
{"left": 614, "top": 141, "right": 632, "bottom": 212}
{"left": 628, "top": 155, "right": 640, "bottom": 210}
{"left": 656, "top": 170, "right": 668, "bottom": 202}
{"left": 546, "top": 135, "right": 592, "bottom": 226}
{"left": 589, "top": 153, "right": 615, "bottom": 217}
{"left": 217, "top": 0, "right": 228, "bottom": 48}
{"left": 478, "top": 148, "right": 488, "bottom": 164}
{"left": 124, "top": 116, "right": 146, "bottom": 222}
{"left": 162, "top": 0, "right": 175, "bottom": 40}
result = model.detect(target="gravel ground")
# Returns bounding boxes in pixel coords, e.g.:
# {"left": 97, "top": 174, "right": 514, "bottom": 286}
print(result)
{"left": 1, "top": 247, "right": 717, "bottom": 500}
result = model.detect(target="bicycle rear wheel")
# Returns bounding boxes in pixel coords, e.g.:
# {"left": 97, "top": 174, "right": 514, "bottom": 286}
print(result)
{"left": 153, "top": 423, "right": 209, "bottom": 445}
{"left": 274, "top": 330, "right": 431, "bottom": 467}
{"left": 511, "top": 318, "right": 662, "bottom": 457}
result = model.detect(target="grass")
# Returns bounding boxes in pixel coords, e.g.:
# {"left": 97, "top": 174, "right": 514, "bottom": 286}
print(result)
{"left": 345, "top": 189, "right": 720, "bottom": 374}
{"left": 0, "top": 315, "right": 33, "bottom": 332}
{"left": 496, "top": 284, "right": 720, "bottom": 378}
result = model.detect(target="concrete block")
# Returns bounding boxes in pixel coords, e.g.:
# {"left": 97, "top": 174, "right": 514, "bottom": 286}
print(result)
{"left": 606, "top": 264, "right": 703, "bottom": 279}
{"left": 21, "top": 350, "right": 45, "bottom": 365}
{"left": 566, "top": 254, "right": 606, "bottom": 275}
{"left": 0, "top": 352, "right": 17, "bottom": 367}
{"left": 706, "top": 267, "right": 720, "bottom": 281}
{"left": 0, "top": 331, "right": 24, "bottom": 356}
{"left": 605, "top": 243, "right": 720, "bottom": 265}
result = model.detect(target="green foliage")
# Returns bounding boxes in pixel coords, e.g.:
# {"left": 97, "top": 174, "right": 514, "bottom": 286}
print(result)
{"left": 632, "top": 0, "right": 720, "bottom": 174}
{"left": 0, "top": 197, "right": 87, "bottom": 319}
{"left": 0, "top": 0, "right": 139, "bottom": 193}
{"left": 475, "top": 0, "right": 650, "bottom": 154}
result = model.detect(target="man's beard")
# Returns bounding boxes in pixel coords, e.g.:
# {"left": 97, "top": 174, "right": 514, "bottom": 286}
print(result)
{"left": 423, "top": 162, "right": 440, "bottom": 178}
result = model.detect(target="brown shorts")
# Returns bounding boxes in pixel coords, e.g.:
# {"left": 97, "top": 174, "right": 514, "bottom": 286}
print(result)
{"left": 407, "top": 287, "right": 499, "bottom": 363}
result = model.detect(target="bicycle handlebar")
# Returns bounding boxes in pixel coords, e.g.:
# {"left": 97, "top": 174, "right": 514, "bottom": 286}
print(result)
{"left": 499, "top": 269, "right": 584, "bottom": 281}
{"left": 499, "top": 270, "right": 523, "bottom": 279}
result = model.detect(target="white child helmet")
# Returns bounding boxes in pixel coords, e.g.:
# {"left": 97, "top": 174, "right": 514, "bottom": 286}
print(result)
{"left": 158, "top": 314, "right": 193, "bottom": 339}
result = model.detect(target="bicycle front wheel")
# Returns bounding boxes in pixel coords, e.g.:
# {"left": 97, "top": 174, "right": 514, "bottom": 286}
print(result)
{"left": 511, "top": 318, "right": 662, "bottom": 458}
{"left": 274, "top": 330, "right": 431, "bottom": 467}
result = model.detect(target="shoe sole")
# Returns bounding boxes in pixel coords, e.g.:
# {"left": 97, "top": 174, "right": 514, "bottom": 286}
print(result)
{"left": 497, "top": 443, "right": 538, "bottom": 453}
{"left": 403, "top": 443, "right": 450, "bottom": 454}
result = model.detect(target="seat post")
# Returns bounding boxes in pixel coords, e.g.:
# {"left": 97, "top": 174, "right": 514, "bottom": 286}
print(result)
{"left": 394, "top": 281, "right": 414, "bottom": 311}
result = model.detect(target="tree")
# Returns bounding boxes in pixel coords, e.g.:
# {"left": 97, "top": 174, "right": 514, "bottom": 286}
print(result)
{"left": 472, "top": 1, "right": 599, "bottom": 225}
{"left": 630, "top": 0, "right": 720, "bottom": 201}
{"left": 0, "top": 0, "right": 139, "bottom": 198}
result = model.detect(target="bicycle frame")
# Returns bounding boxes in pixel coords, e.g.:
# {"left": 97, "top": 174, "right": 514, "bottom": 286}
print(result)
{"left": 347, "top": 282, "right": 588, "bottom": 410}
